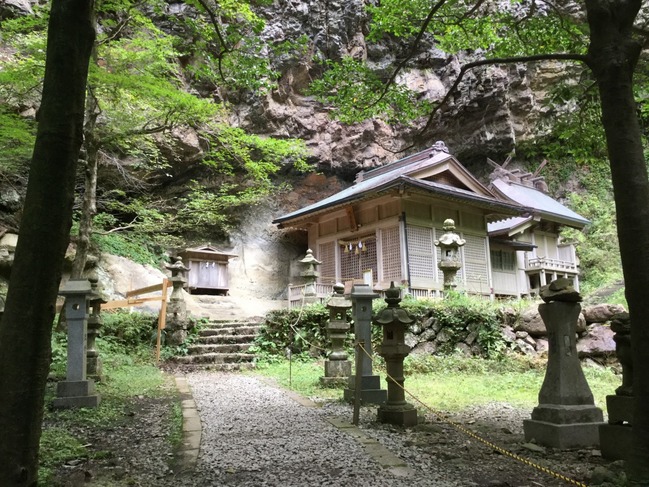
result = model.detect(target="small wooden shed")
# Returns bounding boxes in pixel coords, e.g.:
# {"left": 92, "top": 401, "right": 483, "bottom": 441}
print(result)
{"left": 178, "top": 245, "right": 237, "bottom": 295}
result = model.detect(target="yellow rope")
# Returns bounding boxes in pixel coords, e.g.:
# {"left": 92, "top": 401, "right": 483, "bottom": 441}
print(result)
{"left": 356, "top": 343, "right": 589, "bottom": 487}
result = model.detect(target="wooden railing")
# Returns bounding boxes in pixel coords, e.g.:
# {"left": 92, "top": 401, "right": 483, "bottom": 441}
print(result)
{"left": 525, "top": 257, "right": 577, "bottom": 273}
{"left": 287, "top": 283, "right": 447, "bottom": 308}
{"left": 103, "top": 279, "right": 169, "bottom": 361}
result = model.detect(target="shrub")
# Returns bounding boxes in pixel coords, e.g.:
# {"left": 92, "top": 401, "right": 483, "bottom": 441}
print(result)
{"left": 100, "top": 310, "right": 158, "bottom": 349}
{"left": 252, "top": 303, "right": 333, "bottom": 358}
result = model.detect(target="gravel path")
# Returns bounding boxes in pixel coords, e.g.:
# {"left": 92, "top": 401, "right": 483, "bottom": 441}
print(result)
{"left": 182, "top": 372, "right": 463, "bottom": 486}
{"left": 52, "top": 369, "right": 619, "bottom": 486}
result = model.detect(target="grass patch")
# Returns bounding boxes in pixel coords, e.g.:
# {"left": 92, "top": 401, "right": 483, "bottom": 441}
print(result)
{"left": 252, "top": 359, "right": 342, "bottom": 401}
{"left": 252, "top": 355, "right": 621, "bottom": 414}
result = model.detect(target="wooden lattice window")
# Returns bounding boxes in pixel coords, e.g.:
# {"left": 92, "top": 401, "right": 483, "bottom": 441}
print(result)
{"left": 407, "top": 225, "right": 436, "bottom": 281}
{"left": 462, "top": 234, "right": 489, "bottom": 288}
{"left": 318, "top": 241, "right": 336, "bottom": 282}
{"left": 340, "top": 236, "right": 378, "bottom": 282}
{"left": 339, "top": 235, "right": 378, "bottom": 281}
{"left": 381, "top": 226, "right": 402, "bottom": 281}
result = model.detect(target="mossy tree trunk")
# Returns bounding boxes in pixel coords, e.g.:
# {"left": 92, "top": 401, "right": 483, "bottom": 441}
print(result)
{"left": 0, "top": 1, "right": 95, "bottom": 485}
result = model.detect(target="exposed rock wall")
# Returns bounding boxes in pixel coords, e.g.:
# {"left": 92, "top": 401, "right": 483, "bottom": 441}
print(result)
{"left": 0, "top": 1, "right": 578, "bottom": 303}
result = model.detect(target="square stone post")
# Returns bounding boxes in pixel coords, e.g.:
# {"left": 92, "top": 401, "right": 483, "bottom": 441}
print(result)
{"left": 523, "top": 290, "right": 603, "bottom": 448}
{"left": 343, "top": 284, "right": 386, "bottom": 405}
{"left": 53, "top": 279, "right": 101, "bottom": 409}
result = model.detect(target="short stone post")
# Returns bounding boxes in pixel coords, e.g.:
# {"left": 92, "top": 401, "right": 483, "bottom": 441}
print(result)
{"left": 434, "top": 218, "right": 465, "bottom": 292}
{"left": 320, "top": 283, "right": 352, "bottom": 386}
{"left": 375, "top": 282, "right": 418, "bottom": 426}
{"left": 54, "top": 279, "right": 101, "bottom": 409}
{"left": 600, "top": 312, "right": 633, "bottom": 460}
{"left": 523, "top": 279, "right": 603, "bottom": 448}
{"left": 86, "top": 272, "right": 106, "bottom": 381}
{"left": 299, "top": 249, "right": 321, "bottom": 304}
{"left": 165, "top": 256, "right": 190, "bottom": 345}
{"left": 343, "top": 284, "right": 386, "bottom": 404}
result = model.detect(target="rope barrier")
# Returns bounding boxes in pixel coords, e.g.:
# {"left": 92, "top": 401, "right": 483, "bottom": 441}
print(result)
{"left": 355, "top": 342, "right": 589, "bottom": 487}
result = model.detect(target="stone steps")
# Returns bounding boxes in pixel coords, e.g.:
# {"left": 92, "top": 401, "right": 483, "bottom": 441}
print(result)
{"left": 175, "top": 320, "right": 261, "bottom": 371}
{"left": 187, "top": 343, "right": 252, "bottom": 354}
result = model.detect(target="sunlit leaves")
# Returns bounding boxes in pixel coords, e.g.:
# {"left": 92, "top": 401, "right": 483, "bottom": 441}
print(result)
{"left": 309, "top": 57, "right": 433, "bottom": 124}
{"left": 0, "top": 108, "right": 35, "bottom": 175}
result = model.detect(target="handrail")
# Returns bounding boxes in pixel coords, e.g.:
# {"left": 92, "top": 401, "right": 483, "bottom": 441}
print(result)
{"left": 103, "top": 279, "right": 169, "bottom": 362}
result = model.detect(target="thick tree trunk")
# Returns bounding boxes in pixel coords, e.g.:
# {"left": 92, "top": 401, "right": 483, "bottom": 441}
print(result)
{"left": 0, "top": 1, "right": 95, "bottom": 485}
{"left": 586, "top": 0, "right": 649, "bottom": 483}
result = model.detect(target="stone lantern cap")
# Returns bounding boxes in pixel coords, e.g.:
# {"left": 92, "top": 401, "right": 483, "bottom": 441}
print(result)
{"left": 540, "top": 277, "right": 581, "bottom": 303}
{"left": 434, "top": 219, "right": 466, "bottom": 249}
{"left": 59, "top": 278, "right": 92, "bottom": 296}
{"left": 299, "top": 249, "right": 321, "bottom": 266}
{"left": 88, "top": 272, "right": 107, "bottom": 304}
{"left": 166, "top": 256, "right": 189, "bottom": 273}
{"left": 373, "top": 282, "right": 415, "bottom": 326}
{"left": 326, "top": 283, "right": 352, "bottom": 309}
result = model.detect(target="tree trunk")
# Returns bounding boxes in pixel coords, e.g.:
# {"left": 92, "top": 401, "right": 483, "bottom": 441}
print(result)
{"left": 0, "top": 1, "right": 95, "bottom": 485}
{"left": 71, "top": 93, "right": 100, "bottom": 279}
{"left": 586, "top": 0, "right": 649, "bottom": 483}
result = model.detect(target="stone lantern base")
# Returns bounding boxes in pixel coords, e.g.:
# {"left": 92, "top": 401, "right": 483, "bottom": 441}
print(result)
{"left": 53, "top": 380, "right": 101, "bottom": 409}
{"left": 600, "top": 394, "right": 634, "bottom": 460}
{"left": 523, "top": 404, "right": 603, "bottom": 449}
{"left": 320, "top": 359, "right": 351, "bottom": 386}
{"left": 377, "top": 403, "right": 418, "bottom": 427}
{"left": 343, "top": 375, "right": 387, "bottom": 405}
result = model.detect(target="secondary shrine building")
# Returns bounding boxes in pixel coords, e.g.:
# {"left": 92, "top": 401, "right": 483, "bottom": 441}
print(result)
{"left": 273, "top": 143, "right": 588, "bottom": 303}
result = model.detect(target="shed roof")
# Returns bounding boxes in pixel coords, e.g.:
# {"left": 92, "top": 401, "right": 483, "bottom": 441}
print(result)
{"left": 489, "top": 179, "right": 590, "bottom": 229}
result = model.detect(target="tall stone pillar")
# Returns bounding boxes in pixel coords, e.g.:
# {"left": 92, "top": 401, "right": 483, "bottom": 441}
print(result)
{"left": 320, "top": 283, "right": 352, "bottom": 386}
{"left": 375, "top": 283, "right": 418, "bottom": 426}
{"left": 54, "top": 279, "right": 101, "bottom": 409}
{"left": 600, "top": 312, "right": 633, "bottom": 460}
{"left": 523, "top": 279, "right": 603, "bottom": 448}
{"left": 343, "top": 284, "right": 386, "bottom": 404}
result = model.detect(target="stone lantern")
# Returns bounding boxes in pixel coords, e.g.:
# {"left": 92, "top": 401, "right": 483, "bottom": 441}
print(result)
{"left": 374, "top": 282, "right": 418, "bottom": 426}
{"left": 320, "top": 283, "right": 352, "bottom": 386}
{"left": 165, "top": 256, "right": 190, "bottom": 345}
{"left": 299, "top": 249, "right": 321, "bottom": 304}
{"left": 87, "top": 272, "right": 106, "bottom": 381}
{"left": 54, "top": 279, "right": 100, "bottom": 409}
{"left": 434, "top": 218, "right": 465, "bottom": 291}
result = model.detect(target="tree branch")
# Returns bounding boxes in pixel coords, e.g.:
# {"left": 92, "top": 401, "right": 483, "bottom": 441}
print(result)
{"left": 418, "top": 53, "right": 588, "bottom": 137}
{"left": 366, "top": 0, "right": 450, "bottom": 109}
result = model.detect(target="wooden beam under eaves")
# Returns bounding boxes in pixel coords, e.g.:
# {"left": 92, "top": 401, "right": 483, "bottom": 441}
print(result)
{"left": 346, "top": 205, "right": 359, "bottom": 232}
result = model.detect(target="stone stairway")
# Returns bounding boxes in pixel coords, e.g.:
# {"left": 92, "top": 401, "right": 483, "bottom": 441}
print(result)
{"left": 175, "top": 320, "right": 262, "bottom": 371}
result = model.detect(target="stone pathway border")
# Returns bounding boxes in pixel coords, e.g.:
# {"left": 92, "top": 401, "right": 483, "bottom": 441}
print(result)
{"left": 174, "top": 376, "right": 201, "bottom": 469}
{"left": 174, "top": 373, "right": 413, "bottom": 477}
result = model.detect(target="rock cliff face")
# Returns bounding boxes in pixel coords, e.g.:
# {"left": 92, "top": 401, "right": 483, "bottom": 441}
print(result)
{"left": 0, "top": 1, "right": 574, "bottom": 302}
{"left": 230, "top": 0, "right": 568, "bottom": 176}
